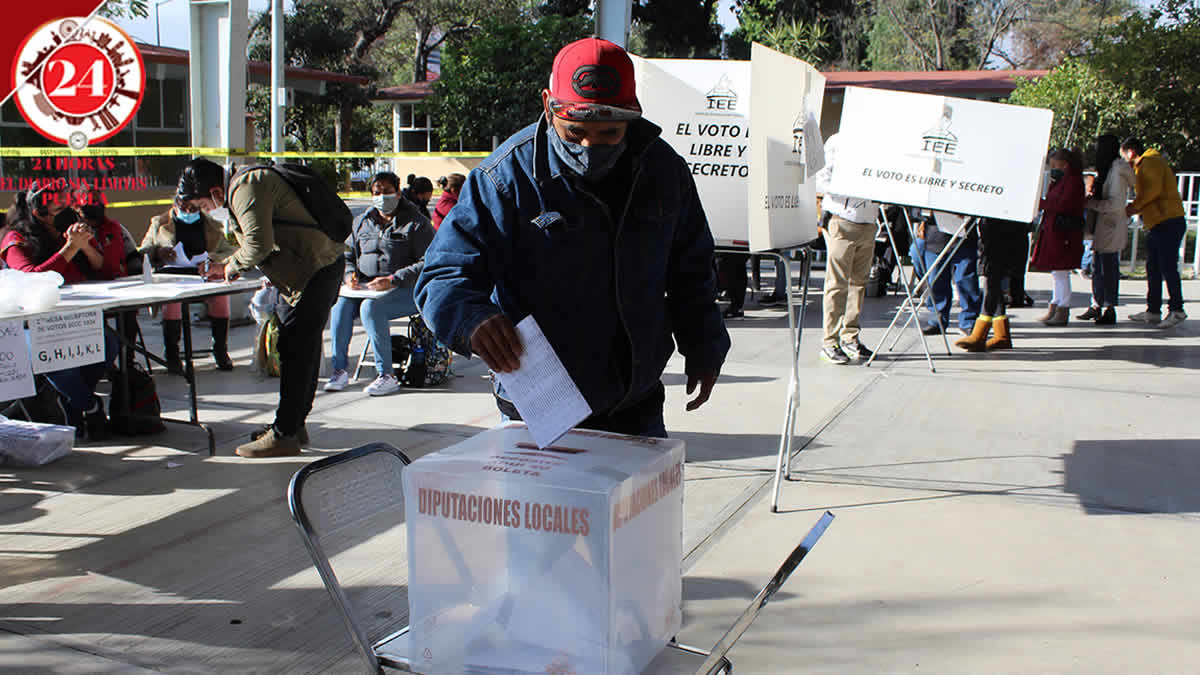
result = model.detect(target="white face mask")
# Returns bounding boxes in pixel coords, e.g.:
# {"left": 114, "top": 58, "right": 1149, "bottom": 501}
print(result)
{"left": 373, "top": 193, "right": 400, "bottom": 214}
{"left": 206, "top": 207, "right": 230, "bottom": 222}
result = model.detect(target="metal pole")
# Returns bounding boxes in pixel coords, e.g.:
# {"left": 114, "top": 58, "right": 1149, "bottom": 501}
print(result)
{"left": 270, "top": 0, "right": 285, "bottom": 154}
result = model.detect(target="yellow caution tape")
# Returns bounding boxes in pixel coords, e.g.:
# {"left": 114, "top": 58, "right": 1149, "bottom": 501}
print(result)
{"left": 106, "top": 192, "right": 386, "bottom": 209}
{"left": 0, "top": 147, "right": 489, "bottom": 159}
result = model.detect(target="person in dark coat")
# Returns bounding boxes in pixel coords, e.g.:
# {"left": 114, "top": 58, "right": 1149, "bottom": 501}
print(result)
{"left": 1030, "top": 148, "right": 1086, "bottom": 326}
{"left": 955, "top": 218, "right": 1031, "bottom": 351}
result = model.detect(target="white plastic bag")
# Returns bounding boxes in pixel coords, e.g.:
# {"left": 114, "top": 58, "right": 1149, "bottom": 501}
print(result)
{"left": 0, "top": 269, "right": 64, "bottom": 314}
{"left": 0, "top": 414, "right": 74, "bottom": 466}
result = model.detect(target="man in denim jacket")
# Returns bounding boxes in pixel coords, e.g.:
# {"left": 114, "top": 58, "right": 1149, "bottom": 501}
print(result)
{"left": 415, "top": 38, "right": 729, "bottom": 438}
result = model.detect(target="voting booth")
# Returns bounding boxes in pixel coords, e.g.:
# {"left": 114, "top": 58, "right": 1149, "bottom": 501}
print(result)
{"left": 827, "top": 86, "right": 1053, "bottom": 223}
{"left": 633, "top": 45, "right": 825, "bottom": 252}
{"left": 403, "top": 423, "right": 685, "bottom": 675}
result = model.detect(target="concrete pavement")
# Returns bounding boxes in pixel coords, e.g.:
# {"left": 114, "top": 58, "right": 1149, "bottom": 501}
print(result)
{"left": 2, "top": 269, "right": 1198, "bottom": 673}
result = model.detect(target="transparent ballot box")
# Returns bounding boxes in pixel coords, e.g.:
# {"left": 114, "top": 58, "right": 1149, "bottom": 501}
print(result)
{"left": 403, "top": 422, "right": 685, "bottom": 675}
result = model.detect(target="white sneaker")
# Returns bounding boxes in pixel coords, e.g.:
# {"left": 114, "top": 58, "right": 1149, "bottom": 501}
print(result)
{"left": 1128, "top": 310, "right": 1161, "bottom": 324}
{"left": 1158, "top": 310, "right": 1187, "bottom": 329}
{"left": 324, "top": 369, "right": 349, "bottom": 392}
{"left": 365, "top": 373, "right": 402, "bottom": 396}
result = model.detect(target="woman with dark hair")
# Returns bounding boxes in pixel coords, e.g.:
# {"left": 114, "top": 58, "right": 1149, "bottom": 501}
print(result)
{"left": 324, "top": 171, "right": 435, "bottom": 396}
{"left": 432, "top": 173, "right": 466, "bottom": 229}
{"left": 1078, "top": 134, "right": 1135, "bottom": 325}
{"left": 140, "top": 201, "right": 239, "bottom": 372}
{"left": 1031, "top": 148, "right": 1086, "bottom": 326}
{"left": 0, "top": 183, "right": 122, "bottom": 439}
{"left": 402, "top": 174, "right": 434, "bottom": 217}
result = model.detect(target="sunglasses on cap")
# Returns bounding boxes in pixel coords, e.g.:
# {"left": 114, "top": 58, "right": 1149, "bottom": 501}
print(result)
{"left": 548, "top": 98, "right": 641, "bottom": 122}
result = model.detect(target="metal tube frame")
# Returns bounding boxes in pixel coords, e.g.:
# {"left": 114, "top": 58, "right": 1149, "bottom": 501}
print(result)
{"left": 713, "top": 245, "right": 812, "bottom": 513}
{"left": 864, "top": 208, "right": 977, "bottom": 373}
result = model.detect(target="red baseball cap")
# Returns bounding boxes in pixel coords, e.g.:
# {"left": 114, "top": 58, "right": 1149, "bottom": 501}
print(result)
{"left": 548, "top": 38, "right": 641, "bottom": 122}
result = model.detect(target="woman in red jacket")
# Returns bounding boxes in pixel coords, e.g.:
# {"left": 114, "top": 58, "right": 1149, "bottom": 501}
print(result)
{"left": 1030, "top": 148, "right": 1085, "bottom": 326}
{"left": 0, "top": 183, "right": 122, "bottom": 440}
{"left": 431, "top": 173, "right": 465, "bottom": 229}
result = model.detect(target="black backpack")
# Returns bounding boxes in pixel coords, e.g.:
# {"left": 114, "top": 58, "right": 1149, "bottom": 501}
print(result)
{"left": 240, "top": 163, "right": 353, "bottom": 243}
{"left": 108, "top": 364, "right": 166, "bottom": 436}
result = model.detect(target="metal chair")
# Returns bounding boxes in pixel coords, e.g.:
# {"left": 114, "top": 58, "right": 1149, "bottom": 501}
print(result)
{"left": 288, "top": 443, "right": 832, "bottom": 674}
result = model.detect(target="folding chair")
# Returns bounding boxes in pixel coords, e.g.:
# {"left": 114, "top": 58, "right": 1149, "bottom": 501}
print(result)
{"left": 289, "top": 444, "right": 831, "bottom": 674}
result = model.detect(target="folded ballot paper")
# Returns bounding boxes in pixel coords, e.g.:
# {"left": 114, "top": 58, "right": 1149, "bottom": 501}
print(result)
{"left": 403, "top": 422, "right": 685, "bottom": 675}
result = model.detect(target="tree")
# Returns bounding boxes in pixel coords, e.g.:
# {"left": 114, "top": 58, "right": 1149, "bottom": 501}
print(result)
{"left": 999, "top": 0, "right": 1132, "bottom": 68}
{"left": 1086, "top": 0, "right": 1200, "bottom": 166}
{"left": 1009, "top": 1, "right": 1200, "bottom": 168}
{"left": 632, "top": 0, "right": 722, "bottom": 58}
{"left": 728, "top": 0, "right": 868, "bottom": 68}
{"left": 427, "top": 14, "right": 592, "bottom": 149}
{"left": 247, "top": 2, "right": 378, "bottom": 152}
{"left": 869, "top": 0, "right": 979, "bottom": 70}
{"left": 342, "top": 0, "right": 518, "bottom": 83}
{"left": 1008, "top": 59, "right": 1133, "bottom": 153}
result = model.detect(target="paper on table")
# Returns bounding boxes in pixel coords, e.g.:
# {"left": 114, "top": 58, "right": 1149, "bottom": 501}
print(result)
{"left": 171, "top": 242, "right": 208, "bottom": 268}
{"left": 495, "top": 316, "right": 591, "bottom": 448}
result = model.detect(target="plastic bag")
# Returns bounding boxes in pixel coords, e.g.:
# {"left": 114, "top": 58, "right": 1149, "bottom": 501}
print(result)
{"left": 248, "top": 283, "right": 279, "bottom": 326}
{"left": 0, "top": 269, "right": 64, "bottom": 314}
{"left": 0, "top": 414, "right": 74, "bottom": 466}
{"left": 252, "top": 315, "right": 282, "bottom": 377}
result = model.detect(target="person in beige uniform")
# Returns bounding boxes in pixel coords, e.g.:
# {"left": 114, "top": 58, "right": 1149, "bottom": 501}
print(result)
{"left": 175, "top": 158, "right": 345, "bottom": 457}
{"left": 814, "top": 133, "right": 880, "bottom": 364}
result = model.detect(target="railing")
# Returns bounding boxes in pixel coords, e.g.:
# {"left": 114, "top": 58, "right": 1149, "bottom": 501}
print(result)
{"left": 1124, "top": 171, "right": 1199, "bottom": 276}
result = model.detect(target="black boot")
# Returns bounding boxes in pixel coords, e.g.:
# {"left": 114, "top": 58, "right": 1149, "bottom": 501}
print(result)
{"left": 210, "top": 318, "right": 234, "bottom": 371}
{"left": 162, "top": 319, "right": 184, "bottom": 375}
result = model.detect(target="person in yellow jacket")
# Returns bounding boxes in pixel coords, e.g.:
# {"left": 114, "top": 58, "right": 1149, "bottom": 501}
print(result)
{"left": 1121, "top": 137, "right": 1188, "bottom": 328}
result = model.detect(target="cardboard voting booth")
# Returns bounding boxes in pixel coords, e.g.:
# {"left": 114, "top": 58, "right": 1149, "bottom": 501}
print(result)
{"left": 633, "top": 46, "right": 825, "bottom": 251}
{"left": 826, "top": 86, "right": 1053, "bottom": 222}
{"left": 404, "top": 423, "right": 685, "bottom": 675}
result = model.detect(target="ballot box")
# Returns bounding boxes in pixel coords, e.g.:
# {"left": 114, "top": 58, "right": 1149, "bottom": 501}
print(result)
{"left": 403, "top": 422, "right": 685, "bottom": 675}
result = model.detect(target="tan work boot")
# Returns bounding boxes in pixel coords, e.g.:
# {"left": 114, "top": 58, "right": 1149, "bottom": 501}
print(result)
{"left": 1036, "top": 303, "right": 1058, "bottom": 323}
{"left": 954, "top": 316, "right": 992, "bottom": 352}
{"left": 250, "top": 424, "right": 309, "bottom": 447}
{"left": 987, "top": 315, "right": 1013, "bottom": 350}
{"left": 237, "top": 427, "right": 301, "bottom": 458}
{"left": 1043, "top": 306, "right": 1069, "bottom": 327}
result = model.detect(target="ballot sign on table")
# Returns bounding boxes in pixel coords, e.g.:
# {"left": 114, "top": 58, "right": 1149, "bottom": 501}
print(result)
{"left": 0, "top": 320, "right": 35, "bottom": 400}
{"left": 404, "top": 423, "right": 684, "bottom": 675}
{"left": 827, "top": 87, "right": 1053, "bottom": 223}
{"left": 28, "top": 309, "right": 104, "bottom": 375}
{"left": 747, "top": 43, "right": 825, "bottom": 251}
{"left": 633, "top": 56, "right": 751, "bottom": 245}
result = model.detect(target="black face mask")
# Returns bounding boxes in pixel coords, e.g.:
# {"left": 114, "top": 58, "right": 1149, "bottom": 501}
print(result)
{"left": 80, "top": 204, "right": 105, "bottom": 222}
{"left": 53, "top": 208, "right": 78, "bottom": 231}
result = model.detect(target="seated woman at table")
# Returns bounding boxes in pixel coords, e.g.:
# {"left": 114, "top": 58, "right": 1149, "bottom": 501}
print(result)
{"left": 325, "top": 172, "right": 434, "bottom": 396}
{"left": 140, "top": 202, "right": 238, "bottom": 374}
{"left": 0, "top": 183, "right": 122, "bottom": 440}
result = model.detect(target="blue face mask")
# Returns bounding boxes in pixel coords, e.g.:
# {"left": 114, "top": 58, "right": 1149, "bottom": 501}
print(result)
{"left": 547, "top": 122, "right": 627, "bottom": 182}
{"left": 176, "top": 210, "right": 201, "bottom": 224}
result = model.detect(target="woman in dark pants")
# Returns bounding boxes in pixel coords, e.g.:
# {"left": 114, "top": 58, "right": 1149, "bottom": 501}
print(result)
{"left": 956, "top": 218, "right": 1030, "bottom": 351}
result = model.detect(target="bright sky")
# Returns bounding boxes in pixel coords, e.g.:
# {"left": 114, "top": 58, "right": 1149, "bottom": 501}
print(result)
{"left": 113, "top": 0, "right": 295, "bottom": 49}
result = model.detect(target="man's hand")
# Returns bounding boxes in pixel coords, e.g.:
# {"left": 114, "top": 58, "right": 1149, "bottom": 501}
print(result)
{"left": 470, "top": 313, "right": 523, "bottom": 373}
{"left": 686, "top": 371, "right": 719, "bottom": 411}
{"left": 366, "top": 276, "right": 394, "bottom": 291}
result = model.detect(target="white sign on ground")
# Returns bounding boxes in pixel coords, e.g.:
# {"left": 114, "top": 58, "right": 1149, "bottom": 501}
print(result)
{"left": 747, "top": 43, "right": 826, "bottom": 251}
{"left": 0, "top": 321, "right": 35, "bottom": 400}
{"left": 633, "top": 56, "right": 752, "bottom": 245}
{"left": 29, "top": 309, "right": 104, "bottom": 375}
{"left": 827, "top": 87, "right": 1053, "bottom": 222}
